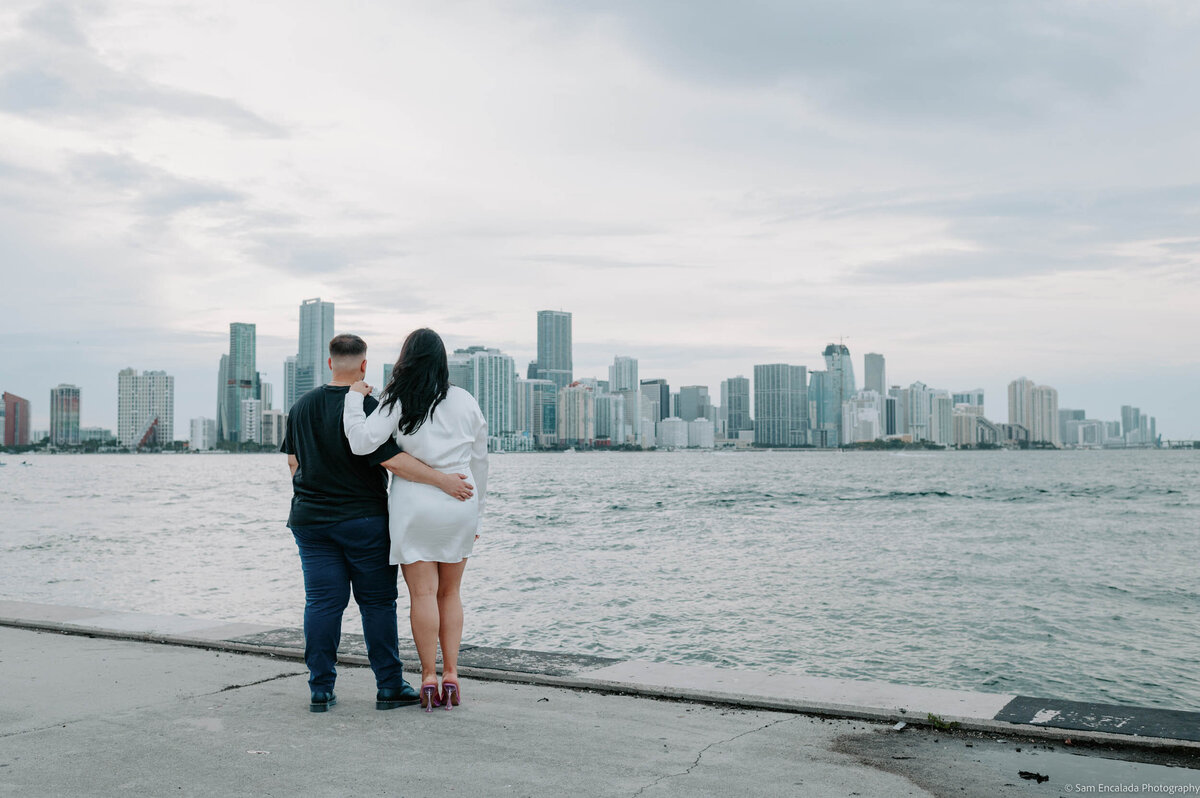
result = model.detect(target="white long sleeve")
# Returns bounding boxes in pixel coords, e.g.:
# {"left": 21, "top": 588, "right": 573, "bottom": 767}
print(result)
{"left": 470, "top": 410, "right": 489, "bottom": 533}
{"left": 343, "top": 391, "right": 400, "bottom": 455}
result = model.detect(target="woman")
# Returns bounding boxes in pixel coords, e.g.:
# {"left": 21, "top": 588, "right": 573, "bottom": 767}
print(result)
{"left": 343, "top": 328, "right": 488, "bottom": 711}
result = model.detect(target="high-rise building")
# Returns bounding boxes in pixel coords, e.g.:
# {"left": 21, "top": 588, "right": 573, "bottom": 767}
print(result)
{"left": 50, "top": 384, "right": 81, "bottom": 446}
{"left": 466, "top": 348, "right": 516, "bottom": 435}
{"left": 823, "top": 344, "right": 855, "bottom": 445}
{"left": 536, "top": 310, "right": 573, "bottom": 390}
{"left": 687, "top": 418, "right": 715, "bottom": 449}
{"left": 929, "top": 392, "right": 954, "bottom": 446}
{"left": 1120, "top": 405, "right": 1142, "bottom": 441}
{"left": 1008, "top": 377, "right": 1035, "bottom": 429}
{"left": 557, "top": 382, "right": 595, "bottom": 446}
{"left": 677, "top": 385, "right": 711, "bottom": 422}
{"left": 295, "top": 298, "right": 335, "bottom": 397}
{"left": 2, "top": 392, "right": 31, "bottom": 446}
{"left": 190, "top": 417, "right": 217, "bottom": 450}
{"left": 262, "top": 409, "right": 286, "bottom": 449}
{"left": 1030, "top": 384, "right": 1060, "bottom": 446}
{"left": 1058, "top": 408, "right": 1086, "bottom": 445}
{"left": 721, "top": 376, "right": 752, "bottom": 435}
{"left": 283, "top": 355, "right": 298, "bottom": 413}
{"left": 219, "top": 323, "right": 258, "bottom": 442}
{"left": 640, "top": 379, "right": 669, "bottom": 422}
{"left": 863, "top": 353, "right": 886, "bottom": 396}
{"left": 382, "top": 363, "right": 394, "bottom": 390}
{"left": 841, "top": 390, "right": 883, "bottom": 444}
{"left": 952, "top": 389, "right": 985, "bottom": 412}
{"left": 118, "top": 368, "right": 174, "bottom": 449}
{"left": 753, "top": 364, "right": 807, "bottom": 446}
{"left": 608, "top": 356, "right": 638, "bottom": 393}
{"left": 240, "top": 398, "right": 263, "bottom": 444}
{"left": 903, "top": 381, "right": 933, "bottom": 442}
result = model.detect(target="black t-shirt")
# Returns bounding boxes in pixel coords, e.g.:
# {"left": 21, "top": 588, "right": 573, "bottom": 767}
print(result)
{"left": 281, "top": 385, "right": 402, "bottom": 527}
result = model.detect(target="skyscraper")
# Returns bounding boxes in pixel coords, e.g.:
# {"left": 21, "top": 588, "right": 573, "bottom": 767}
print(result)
{"left": 220, "top": 323, "right": 258, "bottom": 442}
{"left": 50, "top": 384, "right": 81, "bottom": 446}
{"left": 283, "top": 356, "right": 298, "bottom": 413}
{"left": 753, "top": 364, "right": 807, "bottom": 446}
{"left": 190, "top": 417, "right": 217, "bottom": 450}
{"left": 608, "top": 356, "right": 639, "bottom": 393}
{"left": 118, "top": 369, "right": 174, "bottom": 449}
{"left": 296, "top": 298, "right": 335, "bottom": 397}
{"left": 1008, "top": 377, "right": 1035, "bottom": 429}
{"left": 640, "top": 378, "right": 669, "bottom": 422}
{"left": 2, "top": 392, "right": 31, "bottom": 446}
{"left": 1030, "top": 384, "right": 1060, "bottom": 446}
{"left": 823, "top": 343, "right": 856, "bottom": 445}
{"left": 721, "top": 376, "right": 752, "bottom": 435}
{"left": 677, "top": 385, "right": 711, "bottom": 422}
{"left": 467, "top": 348, "right": 516, "bottom": 435}
{"left": 557, "top": 382, "right": 595, "bottom": 446}
{"left": 863, "top": 353, "right": 886, "bottom": 396}
{"left": 536, "top": 310, "right": 573, "bottom": 390}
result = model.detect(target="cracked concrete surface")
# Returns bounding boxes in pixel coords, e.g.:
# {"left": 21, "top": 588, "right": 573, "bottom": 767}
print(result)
{"left": 2, "top": 627, "right": 1194, "bottom": 797}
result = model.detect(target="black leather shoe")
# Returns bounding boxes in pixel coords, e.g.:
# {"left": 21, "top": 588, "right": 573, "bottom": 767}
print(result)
{"left": 376, "top": 682, "right": 420, "bottom": 710}
{"left": 310, "top": 691, "right": 337, "bottom": 713}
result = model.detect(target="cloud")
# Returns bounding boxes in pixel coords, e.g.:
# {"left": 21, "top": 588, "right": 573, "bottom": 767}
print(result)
{"left": 0, "top": 2, "right": 285, "bottom": 136}
{"left": 546, "top": 0, "right": 1146, "bottom": 123}
{"left": 69, "top": 152, "right": 244, "bottom": 216}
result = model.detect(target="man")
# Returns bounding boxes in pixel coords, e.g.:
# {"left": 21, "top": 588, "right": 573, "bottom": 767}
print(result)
{"left": 282, "top": 333, "right": 473, "bottom": 712}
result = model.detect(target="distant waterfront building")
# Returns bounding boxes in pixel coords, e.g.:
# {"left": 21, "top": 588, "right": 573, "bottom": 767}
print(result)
{"left": 283, "top": 356, "right": 298, "bottom": 413}
{"left": 863, "top": 353, "right": 886, "bottom": 396}
{"left": 841, "top": 390, "right": 883, "bottom": 444}
{"left": 536, "top": 310, "right": 573, "bottom": 390}
{"left": 883, "top": 395, "right": 898, "bottom": 437}
{"left": 1030, "top": 384, "right": 1060, "bottom": 446}
{"left": 929, "top": 392, "right": 954, "bottom": 446}
{"left": 657, "top": 417, "right": 688, "bottom": 448}
{"left": 608, "top": 356, "right": 639, "bottom": 393}
{"left": 687, "top": 418, "right": 715, "bottom": 449}
{"left": 261, "top": 409, "right": 286, "bottom": 449}
{"left": 382, "top": 363, "right": 394, "bottom": 389}
{"left": 720, "top": 376, "right": 752, "bottom": 436}
{"left": 295, "top": 298, "right": 335, "bottom": 398}
{"left": 79, "top": 426, "right": 114, "bottom": 443}
{"left": 1058, "top": 408, "right": 1086, "bottom": 446}
{"left": 448, "top": 349, "right": 477, "bottom": 394}
{"left": 190, "top": 417, "right": 217, "bottom": 450}
{"left": 677, "top": 385, "right": 711, "bottom": 422}
{"left": 467, "top": 348, "right": 516, "bottom": 435}
{"left": 118, "top": 368, "right": 175, "bottom": 449}
{"left": 902, "top": 382, "right": 933, "bottom": 442}
{"left": 219, "top": 323, "right": 259, "bottom": 443}
{"left": 557, "top": 382, "right": 595, "bottom": 446}
{"left": 50, "top": 384, "right": 81, "bottom": 446}
{"left": 240, "top": 399, "right": 263, "bottom": 444}
{"left": 823, "top": 343, "right": 856, "bottom": 444}
{"left": 953, "top": 411, "right": 979, "bottom": 448}
{"left": 952, "top": 389, "right": 985, "bottom": 413}
{"left": 753, "top": 364, "right": 807, "bottom": 446}
{"left": 1007, "top": 377, "right": 1035, "bottom": 429}
{"left": 1120, "top": 405, "right": 1142, "bottom": 443}
{"left": 2, "top": 392, "right": 31, "bottom": 446}
{"left": 640, "top": 379, "right": 669, "bottom": 422}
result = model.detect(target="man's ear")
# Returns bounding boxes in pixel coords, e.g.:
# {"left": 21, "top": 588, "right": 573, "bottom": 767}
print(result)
{"left": 327, "top": 357, "right": 333, "bottom": 373}
{"left": 359, "top": 359, "right": 368, "bottom": 375}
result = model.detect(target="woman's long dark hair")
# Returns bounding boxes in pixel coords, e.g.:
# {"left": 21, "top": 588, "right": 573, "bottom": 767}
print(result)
{"left": 380, "top": 328, "right": 449, "bottom": 435}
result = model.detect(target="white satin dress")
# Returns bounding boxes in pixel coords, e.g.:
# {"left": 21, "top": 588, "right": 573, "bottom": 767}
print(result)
{"left": 343, "top": 386, "right": 488, "bottom": 565}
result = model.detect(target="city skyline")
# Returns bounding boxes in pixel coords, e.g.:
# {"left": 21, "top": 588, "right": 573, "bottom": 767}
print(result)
{"left": 2, "top": 3, "right": 1198, "bottom": 437}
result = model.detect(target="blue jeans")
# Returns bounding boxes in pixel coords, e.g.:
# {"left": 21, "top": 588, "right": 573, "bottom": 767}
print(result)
{"left": 290, "top": 516, "right": 405, "bottom": 693}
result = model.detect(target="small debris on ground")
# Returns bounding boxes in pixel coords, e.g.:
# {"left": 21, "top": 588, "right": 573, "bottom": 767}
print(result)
{"left": 1018, "top": 771, "right": 1049, "bottom": 784}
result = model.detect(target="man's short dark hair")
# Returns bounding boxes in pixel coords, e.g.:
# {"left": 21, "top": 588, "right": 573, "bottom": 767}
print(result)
{"left": 329, "top": 334, "right": 367, "bottom": 359}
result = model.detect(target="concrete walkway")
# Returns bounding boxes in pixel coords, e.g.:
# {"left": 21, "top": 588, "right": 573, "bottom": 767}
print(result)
{"left": 1, "top": 602, "right": 1198, "bottom": 796}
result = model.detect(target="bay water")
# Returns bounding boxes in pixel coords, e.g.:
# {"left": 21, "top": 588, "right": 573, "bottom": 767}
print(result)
{"left": 1, "top": 450, "right": 1196, "bottom": 710}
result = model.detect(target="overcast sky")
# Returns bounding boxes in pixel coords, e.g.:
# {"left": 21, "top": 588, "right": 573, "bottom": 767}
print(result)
{"left": 2, "top": 0, "right": 1198, "bottom": 439}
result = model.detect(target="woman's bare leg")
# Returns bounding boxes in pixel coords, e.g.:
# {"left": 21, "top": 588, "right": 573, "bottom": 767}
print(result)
{"left": 436, "top": 559, "right": 468, "bottom": 681}
{"left": 401, "top": 561, "right": 440, "bottom": 686}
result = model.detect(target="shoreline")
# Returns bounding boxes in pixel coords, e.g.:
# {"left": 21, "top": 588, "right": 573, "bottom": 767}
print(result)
{"left": 2, "top": 598, "right": 1196, "bottom": 755}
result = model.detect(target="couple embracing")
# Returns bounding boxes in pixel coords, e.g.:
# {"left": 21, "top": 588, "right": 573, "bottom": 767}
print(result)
{"left": 281, "top": 329, "right": 488, "bottom": 713}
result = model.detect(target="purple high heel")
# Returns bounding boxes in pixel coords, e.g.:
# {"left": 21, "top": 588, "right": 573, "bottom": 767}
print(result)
{"left": 420, "top": 683, "right": 441, "bottom": 712}
{"left": 442, "top": 679, "right": 460, "bottom": 710}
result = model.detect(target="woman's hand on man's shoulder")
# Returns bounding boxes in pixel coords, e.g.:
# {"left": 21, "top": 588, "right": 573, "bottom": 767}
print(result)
{"left": 349, "top": 380, "right": 372, "bottom": 396}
